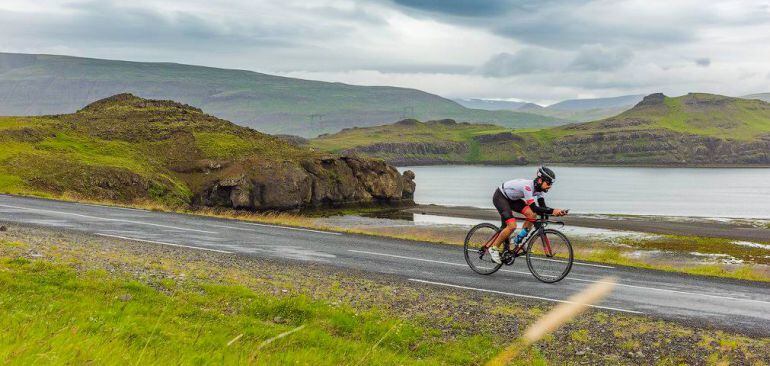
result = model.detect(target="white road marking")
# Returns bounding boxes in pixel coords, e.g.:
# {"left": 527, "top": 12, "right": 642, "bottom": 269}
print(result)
{"left": 96, "top": 233, "right": 233, "bottom": 254}
{"left": 205, "top": 223, "right": 262, "bottom": 232}
{"left": 463, "top": 248, "right": 614, "bottom": 269}
{"left": 565, "top": 277, "right": 770, "bottom": 305}
{"left": 241, "top": 221, "right": 342, "bottom": 235}
{"left": 349, "top": 249, "right": 467, "bottom": 267}
{"left": 409, "top": 278, "right": 643, "bottom": 314}
{"left": 351, "top": 249, "right": 770, "bottom": 305}
{"left": 530, "top": 256, "right": 614, "bottom": 269}
{"left": 0, "top": 204, "right": 218, "bottom": 234}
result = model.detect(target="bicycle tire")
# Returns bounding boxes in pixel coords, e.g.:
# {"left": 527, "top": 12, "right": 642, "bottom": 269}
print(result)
{"left": 464, "top": 223, "right": 503, "bottom": 275}
{"left": 525, "top": 228, "right": 573, "bottom": 283}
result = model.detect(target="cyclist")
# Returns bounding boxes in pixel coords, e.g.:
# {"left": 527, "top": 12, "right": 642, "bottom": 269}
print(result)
{"left": 485, "top": 166, "right": 567, "bottom": 264}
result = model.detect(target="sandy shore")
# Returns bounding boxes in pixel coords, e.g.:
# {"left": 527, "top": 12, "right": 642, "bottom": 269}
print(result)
{"left": 404, "top": 204, "right": 770, "bottom": 242}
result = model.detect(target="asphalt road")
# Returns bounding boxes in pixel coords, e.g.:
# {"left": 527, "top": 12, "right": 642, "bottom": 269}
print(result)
{"left": 1, "top": 194, "right": 769, "bottom": 336}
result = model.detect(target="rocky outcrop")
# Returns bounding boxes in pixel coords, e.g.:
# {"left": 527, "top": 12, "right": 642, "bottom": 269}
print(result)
{"left": 472, "top": 132, "right": 522, "bottom": 143}
{"left": 530, "top": 130, "right": 770, "bottom": 165}
{"left": 274, "top": 134, "right": 309, "bottom": 146}
{"left": 635, "top": 92, "right": 666, "bottom": 107}
{"left": 343, "top": 141, "right": 469, "bottom": 155}
{"left": 197, "top": 156, "right": 415, "bottom": 210}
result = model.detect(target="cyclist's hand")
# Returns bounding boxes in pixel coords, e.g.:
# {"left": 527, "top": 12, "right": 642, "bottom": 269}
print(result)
{"left": 553, "top": 208, "right": 567, "bottom": 216}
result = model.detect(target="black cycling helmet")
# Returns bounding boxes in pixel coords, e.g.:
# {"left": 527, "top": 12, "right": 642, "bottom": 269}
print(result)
{"left": 536, "top": 166, "right": 555, "bottom": 184}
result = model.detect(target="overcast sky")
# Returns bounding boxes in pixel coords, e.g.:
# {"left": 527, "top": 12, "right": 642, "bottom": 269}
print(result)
{"left": 1, "top": 0, "right": 769, "bottom": 104}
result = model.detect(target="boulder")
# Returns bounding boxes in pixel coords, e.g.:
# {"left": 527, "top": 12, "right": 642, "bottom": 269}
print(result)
{"left": 197, "top": 155, "right": 415, "bottom": 210}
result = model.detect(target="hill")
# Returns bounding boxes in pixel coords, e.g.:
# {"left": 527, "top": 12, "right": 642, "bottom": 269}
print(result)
{"left": 456, "top": 95, "right": 645, "bottom": 122}
{"left": 310, "top": 93, "right": 770, "bottom": 166}
{"left": 743, "top": 93, "right": 770, "bottom": 103}
{"left": 0, "top": 94, "right": 414, "bottom": 210}
{"left": 0, "top": 52, "right": 564, "bottom": 137}
{"left": 311, "top": 119, "right": 510, "bottom": 165}
{"left": 452, "top": 98, "right": 543, "bottom": 111}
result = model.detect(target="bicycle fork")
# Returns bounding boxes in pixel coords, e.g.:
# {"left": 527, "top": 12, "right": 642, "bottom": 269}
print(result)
{"left": 541, "top": 232, "right": 554, "bottom": 257}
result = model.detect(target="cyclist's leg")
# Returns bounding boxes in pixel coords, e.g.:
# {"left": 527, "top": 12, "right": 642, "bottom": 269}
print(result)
{"left": 489, "top": 189, "right": 517, "bottom": 248}
{"left": 519, "top": 205, "right": 537, "bottom": 231}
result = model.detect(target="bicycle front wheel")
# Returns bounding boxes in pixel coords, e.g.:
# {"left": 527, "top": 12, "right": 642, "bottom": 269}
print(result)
{"left": 526, "top": 229, "right": 573, "bottom": 283}
{"left": 464, "top": 223, "right": 503, "bottom": 275}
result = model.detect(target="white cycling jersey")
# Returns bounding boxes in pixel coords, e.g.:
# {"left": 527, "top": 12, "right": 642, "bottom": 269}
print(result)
{"left": 499, "top": 179, "right": 545, "bottom": 205}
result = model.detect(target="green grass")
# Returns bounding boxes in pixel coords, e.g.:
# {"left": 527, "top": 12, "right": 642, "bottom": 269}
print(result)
{"left": 193, "top": 132, "right": 304, "bottom": 160}
{"left": 576, "top": 247, "right": 768, "bottom": 282}
{"left": 36, "top": 133, "right": 154, "bottom": 172}
{"left": 0, "top": 256, "right": 497, "bottom": 365}
{"left": 0, "top": 174, "right": 26, "bottom": 194}
{"left": 643, "top": 94, "right": 770, "bottom": 140}
{"left": 311, "top": 120, "right": 509, "bottom": 153}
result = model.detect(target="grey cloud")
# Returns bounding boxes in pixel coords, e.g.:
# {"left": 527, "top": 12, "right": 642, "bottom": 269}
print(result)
{"left": 695, "top": 58, "right": 711, "bottom": 67}
{"left": 388, "top": 0, "right": 770, "bottom": 49}
{"left": 478, "top": 45, "right": 632, "bottom": 78}
{"left": 1, "top": 0, "right": 388, "bottom": 52}
{"left": 477, "top": 48, "right": 565, "bottom": 77}
{"left": 568, "top": 45, "right": 633, "bottom": 71}
{"left": 391, "top": 0, "right": 513, "bottom": 17}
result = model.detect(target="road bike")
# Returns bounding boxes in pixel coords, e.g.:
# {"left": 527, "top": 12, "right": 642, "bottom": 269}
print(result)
{"left": 463, "top": 216, "right": 573, "bottom": 283}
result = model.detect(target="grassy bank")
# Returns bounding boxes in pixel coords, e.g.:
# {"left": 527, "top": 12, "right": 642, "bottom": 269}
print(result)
{"left": 0, "top": 258, "right": 493, "bottom": 364}
{"left": 1, "top": 226, "right": 768, "bottom": 365}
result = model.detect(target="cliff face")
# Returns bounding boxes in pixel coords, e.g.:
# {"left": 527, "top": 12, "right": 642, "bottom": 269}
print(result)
{"left": 0, "top": 93, "right": 415, "bottom": 210}
{"left": 342, "top": 141, "right": 470, "bottom": 165}
{"left": 525, "top": 130, "right": 770, "bottom": 165}
{"left": 197, "top": 156, "right": 415, "bottom": 210}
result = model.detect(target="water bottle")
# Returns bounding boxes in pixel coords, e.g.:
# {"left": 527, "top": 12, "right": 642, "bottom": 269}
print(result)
{"left": 514, "top": 228, "right": 528, "bottom": 245}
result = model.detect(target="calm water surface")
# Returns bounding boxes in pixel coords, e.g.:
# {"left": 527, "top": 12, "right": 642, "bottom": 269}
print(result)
{"left": 399, "top": 166, "right": 770, "bottom": 219}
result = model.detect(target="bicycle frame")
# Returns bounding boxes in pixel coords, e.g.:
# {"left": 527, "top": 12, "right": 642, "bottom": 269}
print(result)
{"left": 525, "top": 217, "right": 564, "bottom": 257}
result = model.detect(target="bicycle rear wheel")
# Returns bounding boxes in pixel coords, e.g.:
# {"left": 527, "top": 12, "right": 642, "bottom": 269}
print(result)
{"left": 526, "top": 229, "right": 573, "bottom": 283}
{"left": 464, "top": 223, "right": 503, "bottom": 275}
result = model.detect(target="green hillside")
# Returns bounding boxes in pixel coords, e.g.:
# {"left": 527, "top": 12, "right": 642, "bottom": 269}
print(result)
{"left": 310, "top": 93, "right": 770, "bottom": 166}
{"left": 0, "top": 53, "right": 563, "bottom": 137}
{"left": 0, "top": 94, "right": 414, "bottom": 209}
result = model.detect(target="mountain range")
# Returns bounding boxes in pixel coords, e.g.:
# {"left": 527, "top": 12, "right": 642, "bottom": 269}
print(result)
{"left": 311, "top": 93, "right": 770, "bottom": 166}
{"left": 0, "top": 52, "right": 563, "bottom": 137}
{"left": 454, "top": 95, "right": 647, "bottom": 122}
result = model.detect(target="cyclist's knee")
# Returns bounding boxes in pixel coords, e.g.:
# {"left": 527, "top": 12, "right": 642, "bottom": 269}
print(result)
{"left": 503, "top": 218, "right": 517, "bottom": 230}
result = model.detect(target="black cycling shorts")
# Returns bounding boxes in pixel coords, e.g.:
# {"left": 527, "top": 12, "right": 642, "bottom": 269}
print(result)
{"left": 493, "top": 188, "right": 527, "bottom": 227}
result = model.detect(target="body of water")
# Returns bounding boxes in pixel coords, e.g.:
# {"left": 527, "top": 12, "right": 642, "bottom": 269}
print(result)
{"left": 399, "top": 165, "right": 770, "bottom": 219}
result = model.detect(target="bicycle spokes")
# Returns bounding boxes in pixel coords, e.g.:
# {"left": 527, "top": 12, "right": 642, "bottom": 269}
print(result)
{"left": 464, "top": 223, "right": 504, "bottom": 275}
{"left": 525, "top": 229, "right": 573, "bottom": 283}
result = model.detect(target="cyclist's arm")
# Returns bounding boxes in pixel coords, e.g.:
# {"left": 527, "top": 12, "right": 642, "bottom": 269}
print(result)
{"left": 529, "top": 202, "right": 554, "bottom": 216}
